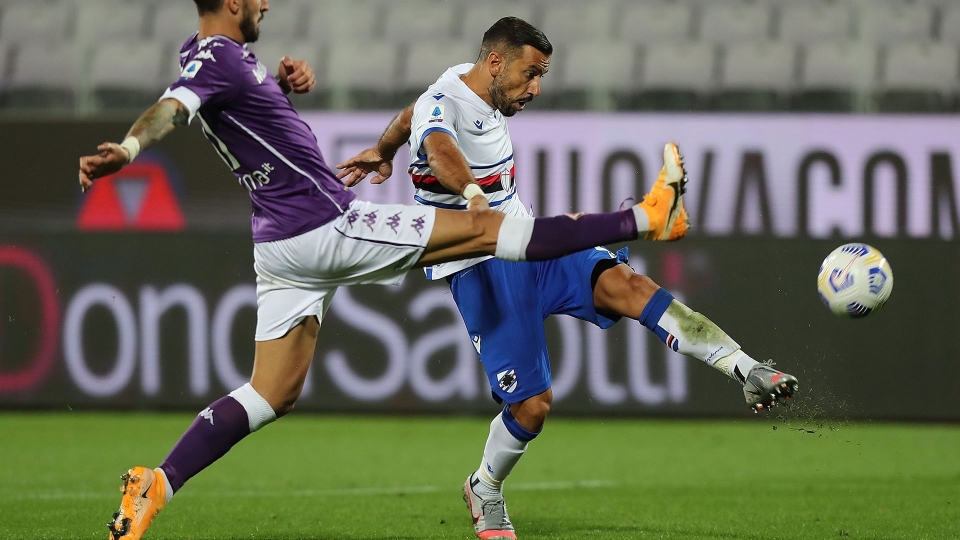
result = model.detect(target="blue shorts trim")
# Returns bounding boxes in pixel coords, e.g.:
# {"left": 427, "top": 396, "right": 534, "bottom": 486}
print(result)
{"left": 448, "top": 247, "right": 623, "bottom": 404}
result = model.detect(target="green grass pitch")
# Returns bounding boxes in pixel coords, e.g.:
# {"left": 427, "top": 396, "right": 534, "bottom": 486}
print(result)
{"left": 0, "top": 413, "right": 958, "bottom": 540}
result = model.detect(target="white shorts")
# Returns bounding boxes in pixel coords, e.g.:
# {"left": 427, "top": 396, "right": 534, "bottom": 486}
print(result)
{"left": 253, "top": 199, "right": 436, "bottom": 340}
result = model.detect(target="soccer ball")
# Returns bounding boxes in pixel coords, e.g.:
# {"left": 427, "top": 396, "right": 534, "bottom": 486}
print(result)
{"left": 816, "top": 243, "right": 894, "bottom": 318}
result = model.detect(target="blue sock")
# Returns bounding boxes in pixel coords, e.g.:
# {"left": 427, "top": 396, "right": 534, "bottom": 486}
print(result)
{"left": 501, "top": 405, "right": 540, "bottom": 442}
{"left": 638, "top": 288, "right": 676, "bottom": 350}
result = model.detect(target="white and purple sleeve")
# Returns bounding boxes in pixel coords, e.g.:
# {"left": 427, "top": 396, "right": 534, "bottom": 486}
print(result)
{"left": 160, "top": 47, "right": 240, "bottom": 123}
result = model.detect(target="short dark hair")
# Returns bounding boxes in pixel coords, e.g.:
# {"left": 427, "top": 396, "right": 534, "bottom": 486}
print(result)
{"left": 479, "top": 17, "right": 553, "bottom": 63}
{"left": 194, "top": 0, "right": 225, "bottom": 15}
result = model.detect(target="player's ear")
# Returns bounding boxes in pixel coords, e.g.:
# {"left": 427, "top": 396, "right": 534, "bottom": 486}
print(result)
{"left": 487, "top": 51, "right": 504, "bottom": 77}
{"left": 226, "top": 0, "right": 242, "bottom": 16}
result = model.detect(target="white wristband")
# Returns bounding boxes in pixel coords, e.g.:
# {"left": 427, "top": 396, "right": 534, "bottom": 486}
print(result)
{"left": 119, "top": 136, "right": 141, "bottom": 163}
{"left": 462, "top": 183, "right": 484, "bottom": 200}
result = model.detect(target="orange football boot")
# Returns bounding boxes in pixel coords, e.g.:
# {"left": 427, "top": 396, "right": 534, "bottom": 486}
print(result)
{"left": 636, "top": 142, "right": 689, "bottom": 241}
{"left": 107, "top": 466, "right": 167, "bottom": 540}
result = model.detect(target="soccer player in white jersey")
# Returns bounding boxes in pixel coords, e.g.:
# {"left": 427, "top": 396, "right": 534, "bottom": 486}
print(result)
{"left": 338, "top": 17, "right": 800, "bottom": 540}
{"left": 77, "top": 3, "right": 706, "bottom": 540}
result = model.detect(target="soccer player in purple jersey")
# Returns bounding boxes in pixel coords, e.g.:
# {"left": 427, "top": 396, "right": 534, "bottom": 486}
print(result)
{"left": 77, "top": 2, "right": 704, "bottom": 539}
{"left": 338, "top": 17, "right": 800, "bottom": 540}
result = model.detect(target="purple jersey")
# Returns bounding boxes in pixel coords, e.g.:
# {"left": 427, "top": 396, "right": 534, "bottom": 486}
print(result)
{"left": 161, "top": 34, "right": 355, "bottom": 242}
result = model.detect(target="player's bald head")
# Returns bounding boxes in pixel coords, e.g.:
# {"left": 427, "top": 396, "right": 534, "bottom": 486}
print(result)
{"left": 194, "top": 0, "right": 225, "bottom": 15}
{"left": 479, "top": 17, "right": 552, "bottom": 64}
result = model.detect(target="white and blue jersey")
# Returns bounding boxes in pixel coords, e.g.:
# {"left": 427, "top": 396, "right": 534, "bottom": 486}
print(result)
{"left": 408, "top": 63, "right": 531, "bottom": 280}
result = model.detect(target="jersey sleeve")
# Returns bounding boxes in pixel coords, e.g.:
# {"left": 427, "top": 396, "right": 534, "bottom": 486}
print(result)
{"left": 160, "top": 44, "right": 242, "bottom": 123}
{"left": 410, "top": 93, "right": 463, "bottom": 160}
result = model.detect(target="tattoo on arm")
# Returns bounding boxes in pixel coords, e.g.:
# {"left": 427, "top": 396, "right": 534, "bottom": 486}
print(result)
{"left": 124, "top": 98, "right": 190, "bottom": 150}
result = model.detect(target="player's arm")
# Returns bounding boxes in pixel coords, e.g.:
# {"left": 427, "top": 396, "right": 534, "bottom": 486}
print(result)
{"left": 421, "top": 131, "right": 489, "bottom": 211}
{"left": 78, "top": 98, "right": 189, "bottom": 192}
{"left": 336, "top": 103, "right": 414, "bottom": 186}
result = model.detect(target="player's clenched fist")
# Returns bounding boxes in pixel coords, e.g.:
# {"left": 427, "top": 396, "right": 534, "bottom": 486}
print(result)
{"left": 277, "top": 56, "right": 315, "bottom": 95}
{"left": 78, "top": 142, "right": 131, "bottom": 192}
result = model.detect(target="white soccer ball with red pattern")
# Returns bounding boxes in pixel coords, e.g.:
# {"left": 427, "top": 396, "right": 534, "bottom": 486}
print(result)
{"left": 817, "top": 243, "right": 894, "bottom": 318}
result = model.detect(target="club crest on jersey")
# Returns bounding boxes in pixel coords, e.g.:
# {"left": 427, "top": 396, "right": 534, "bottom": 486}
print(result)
{"left": 180, "top": 60, "right": 202, "bottom": 79}
{"left": 497, "top": 369, "right": 517, "bottom": 394}
{"left": 428, "top": 105, "right": 444, "bottom": 123}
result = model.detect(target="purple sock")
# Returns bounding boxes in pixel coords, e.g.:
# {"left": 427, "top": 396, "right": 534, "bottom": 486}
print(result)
{"left": 159, "top": 395, "right": 250, "bottom": 493}
{"left": 525, "top": 210, "right": 638, "bottom": 261}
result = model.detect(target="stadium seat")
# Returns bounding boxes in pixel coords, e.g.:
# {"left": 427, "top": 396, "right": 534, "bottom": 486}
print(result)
{"left": 89, "top": 39, "right": 166, "bottom": 110}
{"left": 399, "top": 40, "right": 477, "bottom": 104}
{"left": 857, "top": 1, "right": 933, "bottom": 44}
{"left": 0, "top": 1, "right": 72, "bottom": 42}
{"left": 153, "top": 2, "right": 199, "bottom": 42}
{"left": 794, "top": 41, "right": 877, "bottom": 111}
{"left": 634, "top": 42, "right": 715, "bottom": 110}
{"left": 255, "top": 0, "right": 307, "bottom": 40}
{"left": 778, "top": 1, "right": 852, "bottom": 44}
{"left": 543, "top": 40, "right": 636, "bottom": 110}
{"left": 716, "top": 41, "right": 795, "bottom": 111}
{"left": 247, "top": 39, "right": 324, "bottom": 108}
{"left": 2, "top": 41, "right": 79, "bottom": 109}
{"left": 539, "top": 1, "right": 615, "bottom": 45}
{"left": 460, "top": 2, "right": 536, "bottom": 42}
{"left": 698, "top": 0, "right": 772, "bottom": 44}
{"left": 939, "top": 4, "right": 960, "bottom": 44}
{"left": 617, "top": 2, "right": 693, "bottom": 45}
{"left": 383, "top": 0, "right": 458, "bottom": 43}
{"left": 74, "top": 1, "right": 147, "bottom": 43}
{"left": 325, "top": 40, "right": 400, "bottom": 109}
{"left": 304, "top": 0, "right": 380, "bottom": 43}
{"left": 877, "top": 42, "right": 959, "bottom": 112}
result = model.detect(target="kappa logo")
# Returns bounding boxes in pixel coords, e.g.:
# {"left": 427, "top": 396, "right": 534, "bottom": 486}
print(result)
{"left": 496, "top": 369, "right": 517, "bottom": 394}
{"left": 472, "top": 334, "right": 482, "bottom": 354}
{"left": 474, "top": 120, "right": 483, "bottom": 130}
{"left": 253, "top": 61, "right": 269, "bottom": 84}
{"left": 194, "top": 49, "right": 217, "bottom": 62}
{"left": 198, "top": 407, "right": 215, "bottom": 425}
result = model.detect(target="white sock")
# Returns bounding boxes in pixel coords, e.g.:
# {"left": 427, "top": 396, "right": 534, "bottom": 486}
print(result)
{"left": 494, "top": 215, "right": 534, "bottom": 261}
{"left": 632, "top": 206, "right": 651, "bottom": 236}
{"left": 154, "top": 467, "right": 174, "bottom": 504}
{"left": 713, "top": 349, "right": 760, "bottom": 384}
{"left": 228, "top": 383, "right": 277, "bottom": 432}
{"left": 474, "top": 413, "right": 527, "bottom": 497}
{"left": 656, "top": 300, "right": 759, "bottom": 382}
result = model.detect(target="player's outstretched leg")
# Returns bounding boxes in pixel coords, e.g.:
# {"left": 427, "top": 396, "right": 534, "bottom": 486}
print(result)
{"left": 636, "top": 288, "right": 799, "bottom": 411}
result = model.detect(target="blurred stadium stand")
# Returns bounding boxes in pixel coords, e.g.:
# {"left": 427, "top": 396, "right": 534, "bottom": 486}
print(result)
{"left": 0, "top": 0, "right": 957, "bottom": 113}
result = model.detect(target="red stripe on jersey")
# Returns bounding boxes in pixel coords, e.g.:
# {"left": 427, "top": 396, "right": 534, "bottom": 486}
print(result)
{"left": 411, "top": 165, "right": 514, "bottom": 187}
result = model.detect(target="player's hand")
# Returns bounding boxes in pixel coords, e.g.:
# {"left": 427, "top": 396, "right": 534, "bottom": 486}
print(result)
{"left": 277, "top": 56, "right": 316, "bottom": 95}
{"left": 78, "top": 142, "right": 130, "bottom": 193}
{"left": 336, "top": 148, "right": 395, "bottom": 187}
{"left": 466, "top": 194, "right": 490, "bottom": 211}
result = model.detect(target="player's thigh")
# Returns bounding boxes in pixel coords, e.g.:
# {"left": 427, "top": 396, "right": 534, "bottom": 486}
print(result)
{"left": 418, "top": 208, "right": 504, "bottom": 267}
{"left": 448, "top": 259, "right": 551, "bottom": 404}
{"left": 250, "top": 277, "right": 334, "bottom": 415}
{"left": 538, "top": 247, "right": 627, "bottom": 328}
